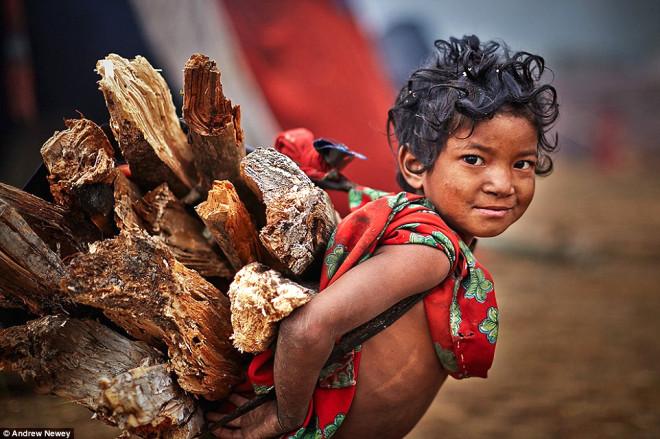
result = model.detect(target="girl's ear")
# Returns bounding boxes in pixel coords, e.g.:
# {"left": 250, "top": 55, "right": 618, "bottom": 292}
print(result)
{"left": 397, "top": 145, "right": 426, "bottom": 191}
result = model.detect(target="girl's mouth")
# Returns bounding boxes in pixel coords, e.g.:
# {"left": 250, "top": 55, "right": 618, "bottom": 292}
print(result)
{"left": 474, "top": 206, "right": 513, "bottom": 218}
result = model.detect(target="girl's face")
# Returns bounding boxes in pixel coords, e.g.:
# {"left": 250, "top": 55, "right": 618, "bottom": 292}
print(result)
{"left": 399, "top": 113, "right": 538, "bottom": 243}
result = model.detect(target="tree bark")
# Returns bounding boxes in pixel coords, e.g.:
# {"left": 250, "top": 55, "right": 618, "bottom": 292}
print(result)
{"left": 0, "top": 182, "right": 101, "bottom": 258}
{"left": 113, "top": 170, "right": 146, "bottom": 232}
{"left": 63, "top": 229, "right": 242, "bottom": 400}
{"left": 40, "top": 117, "right": 116, "bottom": 234}
{"left": 0, "top": 199, "right": 68, "bottom": 315}
{"left": 0, "top": 315, "right": 203, "bottom": 438}
{"left": 135, "top": 183, "right": 232, "bottom": 279}
{"left": 240, "top": 148, "right": 337, "bottom": 275}
{"left": 96, "top": 54, "right": 196, "bottom": 199}
{"left": 182, "top": 54, "right": 245, "bottom": 196}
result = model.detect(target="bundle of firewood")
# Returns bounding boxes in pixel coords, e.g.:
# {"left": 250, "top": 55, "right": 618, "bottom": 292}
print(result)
{"left": 0, "top": 53, "right": 337, "bottom": 438}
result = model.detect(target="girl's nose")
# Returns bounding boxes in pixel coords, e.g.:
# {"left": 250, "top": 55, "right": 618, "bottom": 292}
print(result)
{"left": 483, "top": 166, "right": 514, "bottom": 196}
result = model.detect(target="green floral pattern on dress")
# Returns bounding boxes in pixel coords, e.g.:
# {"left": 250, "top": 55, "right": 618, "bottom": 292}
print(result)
{"left": 431, "top": 231, "right": 456, "bottom": 267}
{"left": 434, "top": 342, "right": 458, "bottom": 373}
{"left": 348, "top": 189, "right": 363, "bottom": 210}
{"left": 402, "top": 228, "right": 455, "bottom": 269}
{"left": 408, "top": 231, "right": 438, "bottom": 247}
{"left": 387, "top": 192, "right": 409, "bottom": 210}
{"left": 479, "top": 307, "right": 499, "bottom": 344}
{"left": 318, "top": 353, "right": 356, "bottom": 388}
{"left": 288, "top": 416, "right": 322, "bottom": 439}
{"left": 326, "top": 230, "right": 336, "bottom": 249}
{"left": 459, "top": 240, "right": 476, "bottom": 267}
{"left": 288, "top": 413, "right": 346, "bottom": 439}
{"left": 325, "top": 244, "right": 347, "bottom": 280}
{"left": 461, "top": 267, "right": 494, "bottom": 303}
{"left": 252, "top": 384, "right": 274, "bottom": 395}
{"left": 363, "top": 187, "right": 390, "bottom": 201}
{"left": 396, "top": 222, "right": 421, "bottom": 231}
{"left": 449, "top": 275, "right": 462, "bottom": 336}
{"left": 323, "top": 413, "right": 346, "bottom": 437}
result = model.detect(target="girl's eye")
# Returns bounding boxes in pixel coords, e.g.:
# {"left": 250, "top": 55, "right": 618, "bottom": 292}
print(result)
{"left": 462, "top": 155, "right": 484, "bottom": 166}
{"left": 514, "top": 160, "right": 536, "bottom": 170}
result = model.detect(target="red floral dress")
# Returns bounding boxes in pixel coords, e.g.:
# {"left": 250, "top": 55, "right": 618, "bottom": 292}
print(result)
{"left": 247, "top": 188, "right": 499, "bottom": 438}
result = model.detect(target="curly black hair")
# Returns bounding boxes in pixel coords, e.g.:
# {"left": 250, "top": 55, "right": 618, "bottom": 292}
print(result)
{"left": 387, "top": 35, "right": 559, "bottom": 192}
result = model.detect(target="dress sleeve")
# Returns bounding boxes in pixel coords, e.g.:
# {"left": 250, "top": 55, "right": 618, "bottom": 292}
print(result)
{"left": 381, "top": 207, "right": 460, "bottom": 272}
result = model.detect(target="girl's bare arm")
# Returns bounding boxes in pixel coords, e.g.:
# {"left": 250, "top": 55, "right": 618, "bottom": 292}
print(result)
{"left": 275, "top": 243, "right": 451, "bottom": 430}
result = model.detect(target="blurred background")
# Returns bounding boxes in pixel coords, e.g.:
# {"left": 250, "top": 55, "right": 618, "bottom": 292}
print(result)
{"left": 1, "top": 0, "right": 659, "bottom": 437}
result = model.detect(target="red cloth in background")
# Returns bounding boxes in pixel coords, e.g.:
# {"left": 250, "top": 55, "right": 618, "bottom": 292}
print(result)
{"left": 274, "top": 128, "right": 330, "bottom": 180}
{"left": 221, "top": 0, "right": 398, "bottom": 215}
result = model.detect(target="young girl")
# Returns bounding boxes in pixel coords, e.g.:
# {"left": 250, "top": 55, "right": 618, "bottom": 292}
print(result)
{"left": 209, "top": 34, "right": 559, "bottom": 439}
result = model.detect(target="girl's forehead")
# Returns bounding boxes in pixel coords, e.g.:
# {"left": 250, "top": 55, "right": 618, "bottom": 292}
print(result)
{"left": 448, "top": 115, "right": 537, "bottom": 153}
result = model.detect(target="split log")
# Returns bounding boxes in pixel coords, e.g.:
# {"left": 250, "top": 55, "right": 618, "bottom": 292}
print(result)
{"left": 134, "top": 183, "right": 232, "bottom": 278}
{"left": 0, "top": 182, "right": 101, "bottom": 257}
{"left": 40, "top": 118, "right": 116, "bottom": 233}
{"left": 96, "top": 54, "right": 196, "bottom": 199}
{"left": 0, "top": 200, "right": 68, "bottom": 315}
{"left": 240, "top": 148, "right": 337, "bottom": 275}
{"left": 228, "top": 262, "right": 315, "bottom": 353}
{"left": 63, "top": 229, "right": 242, "bottom": 400}
{"left": 98, "top": 364, "right": 204, "bottom": 438}
{"left": 112, "top": 176, "right": 232, "bottom": 279}
{"left": 183, "top": 54, "right": 245, "bottom": 195}
{"left": 195, "top": 180, "right": 260, "bottom": 273}
{"left": 113, "top": 170, "right": 146, "bottom": 231}
{"left": 0, "top": 315, "right": 202, "bottom": 438}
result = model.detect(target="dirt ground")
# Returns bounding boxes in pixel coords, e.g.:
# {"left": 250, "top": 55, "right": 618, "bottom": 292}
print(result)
{"left": 1, "top": 160, "right": 659, "bottom": 438}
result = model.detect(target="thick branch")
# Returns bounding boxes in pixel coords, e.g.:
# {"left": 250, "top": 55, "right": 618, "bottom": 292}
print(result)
{"left": 63, "top": 229, "right": 242, "bottom": 400}
{"left": 182, "top": 54, "right": 245, "bottom": 195}
{"left": 0, "top": 315, "right": 202, "bottom": 438}
{"left": 195, "top": 180, "right": 260, "bottom": 273}
{"left": 240, "top": 148, "right": 337, "bottom": 275}
{"left": 96, "top": 54, "right": 196, "bottom": 198}
{"left": 40, "top": 118, "right": 116, "bottom": 233}
{"left": 113, "top": 171, "right": 146, "bottom": 231}
{"left": 134, "top": 183, "right": 232, "bottom": 279}
{"left": 0, "top": 182, "right": 100, "bottom": 257}
{"left": 0, "top": 200, "right": 68, "bottom": 315}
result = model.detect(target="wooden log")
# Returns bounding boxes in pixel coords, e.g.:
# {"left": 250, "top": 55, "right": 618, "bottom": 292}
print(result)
{"left": 134, "top": 183, "right": 232, "bottom": 278}
{"left": 240, "top": 148, "right": 337, "bottom": 275}
{"left": 228, "top": 262, "right": 315, "bottom": 353}
{"left": 113, "top": 170, "right": 146, "bottom": 232}
{"left": 98, "top": 364, "right": 204, "bottom": 438}
{"left": 96, "top": 54, "right": 197, "bottom": 199}
{"left": 195, "top": 180, "right": 260, "bottom": 273}
{"left": 40, "top": 118, "right": 116, "bottom": 233}
{"left": 0, "top": 200, "right": 68, "bottom": 315}
{"left": 63, "top": 229, "right": 242, "bottom": 400}
{"left": 0, "top": 182, "right": 101, "bottom": 257}
{"left": 183, "top": 54, "right": 245, "bottom": 195}
{"left": 0, "top": 315, "right": 202, "bottom": 438}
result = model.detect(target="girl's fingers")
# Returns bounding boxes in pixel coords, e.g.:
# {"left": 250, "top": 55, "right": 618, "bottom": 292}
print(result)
{"left": 228, "top": 393, "right": 250, "bottom": 406}
{"left": 212, "top": 427, "right": 242, "bottom": 439}
{"left": 215, "top": 394, "right": 252, "bottom": 428}
{"left": 225, "top": 417, "right": 242, "bottom": 428}
{"left": 205, "top": 411, "right": 223, "bottom": 422}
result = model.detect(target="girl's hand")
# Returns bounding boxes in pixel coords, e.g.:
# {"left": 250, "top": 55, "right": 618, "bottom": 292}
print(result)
{"left": 206, "top": 394, "right": 287, "bottom": 439}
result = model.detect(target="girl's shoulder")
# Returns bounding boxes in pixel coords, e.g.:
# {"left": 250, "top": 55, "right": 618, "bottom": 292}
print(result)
{"left": 342, "top": 187, "right": 463, "bottom": 273}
